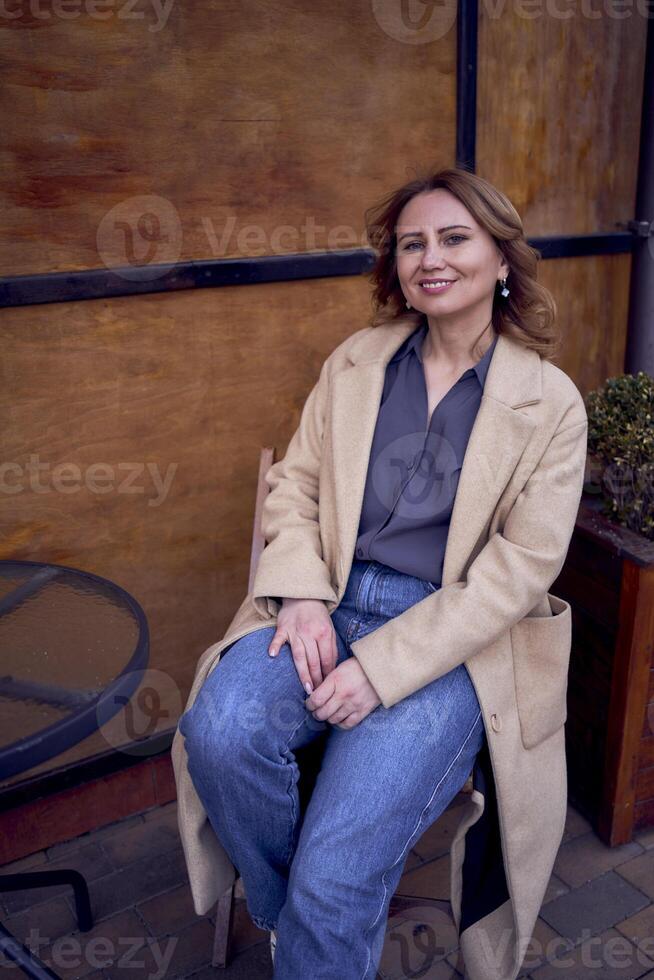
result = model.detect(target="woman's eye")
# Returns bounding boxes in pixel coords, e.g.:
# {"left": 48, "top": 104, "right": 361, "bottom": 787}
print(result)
{"left": 403, "top": 235, "right": 466, "bottom": 250}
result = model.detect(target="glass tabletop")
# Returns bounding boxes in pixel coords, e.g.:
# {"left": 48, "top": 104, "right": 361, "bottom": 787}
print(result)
{"left": 0, "top": 560, "right": 149, "bottom": 782}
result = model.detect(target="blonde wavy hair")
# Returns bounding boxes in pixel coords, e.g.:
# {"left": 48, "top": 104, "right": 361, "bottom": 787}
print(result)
{"left": 364, "top": 166, "right": 560, "bottom": 360}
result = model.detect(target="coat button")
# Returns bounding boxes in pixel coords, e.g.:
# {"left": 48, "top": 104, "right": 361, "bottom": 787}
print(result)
{"left": 490, "top": 713, "right": 502, "bottom": 732}
{"left": 356, "top": 547, "right": 363, "bottom": 557}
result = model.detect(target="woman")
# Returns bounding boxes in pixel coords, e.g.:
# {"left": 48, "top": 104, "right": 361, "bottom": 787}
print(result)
{"left": 172, "top": 167, "right": 588, "bottom": 980}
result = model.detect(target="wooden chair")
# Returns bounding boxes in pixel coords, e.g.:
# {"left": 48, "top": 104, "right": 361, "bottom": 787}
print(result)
{"left": 212, "top": 447, "right": 474, "bottom": 968}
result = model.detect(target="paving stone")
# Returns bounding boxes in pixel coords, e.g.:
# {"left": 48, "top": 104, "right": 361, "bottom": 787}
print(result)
{"left": 102, "top": 919, "right": 214, "bottom": 980}
{"left": 184, "top": 938, "right": 273, "bottom": 979}
{"left": 151, "top": 918, "right": 215, "bottom": 979}
{"left": 633, "top": 825, "right": 654, "bottom": 851}
{"left": 3, "top": 844, "right": 115, "bottom": 914}
{"left": 554, "top": 831, "right": 644, "bottom": 888}
{"left": 92, "top": 935, "right": 168, "bottom": 980}
{"left": 90, "top": 848, "right": 188, "bottom": 922}
{"left": 539, "top": 871, "right": 651, "bottom": 945}
{"left": 0, "top": 849, "right": 49, "bottom": 873}
{"left": 615, "top": 902, "right": 654, "bottom": 959}
{"left": 445, "top": 947, "right": 465, "bottom": 976}
{"left": 397, "top": 853, "right": 450, "bottom": 902}
{"left": 380, "top": 953, "right": 461, "bottom": 979}
{"left": 230, "top": 899, "right": 272, "bottom": 953}
{"left": 199, "top": 897, "right": 265, "bottom": 960}
{"left": 561, "top": 805, "right": 593, "bottom": 843}
{"left": 2, "top": 896, "right": 77, "bottom": 945}
{"left": 100, "top": 814, "right": 182, "bottom": 869}
{"left": 379, "top": 901, "right": 458, "bottom": 979}
{"left": 40, "top": 909, "right": 147, "bottom": 980}
{"left": 45, "top": 814, "right": 146, "bottom": 860}
{"left": 542, "top": 872, "right": 570, "bottom": 905}
{"left": 616, "top": 849, "right": 654, "bottom": 901}
{"left": 137, "top": 883, "right": 209, "bottom": 937}
{"left": 516, "top": 916, "right": 572, "bottom": 977}
{"left": 412, "top": 800, "right": 468, "bottom": 862}
{"left": 530, "top": 926, "right": 654, "bottom": 979}
{"left": 402, "top": 848, "right": 423, "bottom": 872}
{"left": 143, "top": 800, "right": 178, "bottom": 826}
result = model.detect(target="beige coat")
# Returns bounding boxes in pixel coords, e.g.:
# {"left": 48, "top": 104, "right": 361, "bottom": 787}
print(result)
{"left": 172, "top": 318, "right": 588, "bottom": 980}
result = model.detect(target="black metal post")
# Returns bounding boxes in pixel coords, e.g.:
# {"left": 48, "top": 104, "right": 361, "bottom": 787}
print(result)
{"left": 456, "top": 0, "right": 479, "bottom": 171}
{"left": 624, "top": 13, "right": 654, "bottom": 376}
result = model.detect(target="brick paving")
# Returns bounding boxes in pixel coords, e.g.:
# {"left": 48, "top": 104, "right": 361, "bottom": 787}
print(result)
{"left": 1, "top": 796, "right": 654, "bottom": 979}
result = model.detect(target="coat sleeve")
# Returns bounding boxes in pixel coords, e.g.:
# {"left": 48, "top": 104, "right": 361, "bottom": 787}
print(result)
{"left": 250, "top": 353, "right": 339, "bottom": 619}
{"left": 350, "top": 413, "right": 589, "bottom": 709}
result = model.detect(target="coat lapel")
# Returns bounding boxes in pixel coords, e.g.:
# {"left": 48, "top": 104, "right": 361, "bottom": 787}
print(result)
{"left": 329, "top": 318, "right": 543, "bottom": 586}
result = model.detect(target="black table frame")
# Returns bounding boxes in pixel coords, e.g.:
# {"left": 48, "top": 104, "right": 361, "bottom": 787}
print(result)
{"left": 0, "top": 560, "right": 149, "bottom": 979}
{"left": 0, "top": 560, "right": 149, "bottom": 780}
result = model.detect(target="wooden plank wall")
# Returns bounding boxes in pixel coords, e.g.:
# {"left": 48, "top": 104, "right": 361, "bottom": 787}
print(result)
{"left": 0, "top": 0, "right": 456, "bottom": 273}
{"left": 0, "top": 1, "right": 647, "bottom": 781}
{"left": 0, "top": 0, "right": 457, "bottom": 778}
{"left": 477, "top": 9, "right": 646, "bottom": 389}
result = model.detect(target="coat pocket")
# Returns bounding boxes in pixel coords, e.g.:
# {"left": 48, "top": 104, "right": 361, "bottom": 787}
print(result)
{"left": 510, "top": 592, "right": 572, "bottom": 750}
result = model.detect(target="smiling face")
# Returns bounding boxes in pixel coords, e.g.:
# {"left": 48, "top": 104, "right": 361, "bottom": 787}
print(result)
{"left": 395, "top": 189, "right": 509, "bottom": 321}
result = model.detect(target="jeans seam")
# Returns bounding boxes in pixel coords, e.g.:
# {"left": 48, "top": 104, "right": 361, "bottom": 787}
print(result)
{"left": 280, "top": 713, "right": 316, "bottom": 865}
{"left": 354, "top": 561, "right": 372, "bottom": 616}
{"left": 360, "top": 706, "right": 484, "bottom": 980}
{"left": 369, "top": 565, "right": 384, "bottom": 612}
{"left": 346, "top": 615, "right": 361, "bottom": 646}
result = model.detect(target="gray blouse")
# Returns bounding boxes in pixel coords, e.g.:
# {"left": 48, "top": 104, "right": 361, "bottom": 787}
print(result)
{"left": 353, "top": 321, "right": 499, "bottom": 585}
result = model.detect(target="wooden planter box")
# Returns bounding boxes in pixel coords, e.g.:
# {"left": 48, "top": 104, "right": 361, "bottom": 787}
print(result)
{"left": 554, "top": 493, "right": 654, "bottom": 846}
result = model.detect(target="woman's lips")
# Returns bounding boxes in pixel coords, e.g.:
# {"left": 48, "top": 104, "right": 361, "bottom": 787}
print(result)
{"left": 418, "top": 280, "right": 456, "bottom": 295}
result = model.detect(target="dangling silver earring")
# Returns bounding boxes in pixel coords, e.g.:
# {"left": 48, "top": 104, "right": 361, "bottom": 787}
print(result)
{"left": 406, "top": 300, "right": 412, "bottom": 309}
{"left": 500, "top": 277, "right": 510, "bottom": 298}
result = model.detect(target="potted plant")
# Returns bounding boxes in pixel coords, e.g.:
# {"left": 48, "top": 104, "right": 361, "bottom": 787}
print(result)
{"left": 554, "top": 371, "right": 654, "bottom": 846}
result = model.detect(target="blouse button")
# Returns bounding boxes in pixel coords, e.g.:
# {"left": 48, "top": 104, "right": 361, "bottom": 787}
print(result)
{"left": 490, "top": 713, "right": 502, "bottom": 733}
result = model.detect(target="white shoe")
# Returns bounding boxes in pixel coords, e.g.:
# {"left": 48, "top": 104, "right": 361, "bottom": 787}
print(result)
{"left": 269, "top": 929, "right": 277, "bottom": 963}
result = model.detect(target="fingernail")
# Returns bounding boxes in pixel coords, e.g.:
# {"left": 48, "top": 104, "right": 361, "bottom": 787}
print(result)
{"left": 269, "top": 648, "right": 277, "bottom": 657}
{"left": 304, "top": 682, "right": 313, "bottom": 694}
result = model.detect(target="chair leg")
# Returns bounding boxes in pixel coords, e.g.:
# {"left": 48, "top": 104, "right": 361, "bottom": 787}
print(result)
{"left": 212, "top": 880, "right": 236, "bottom": 969}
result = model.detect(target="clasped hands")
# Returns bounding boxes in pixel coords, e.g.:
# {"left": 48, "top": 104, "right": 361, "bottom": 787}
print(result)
{"left": 267, "top": 598, "right": 381, "bottom": 730}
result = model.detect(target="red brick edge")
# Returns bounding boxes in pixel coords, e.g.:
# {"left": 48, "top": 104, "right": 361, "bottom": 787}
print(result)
{"left": 0, "top": 752, "right": 176, "bottom": 865}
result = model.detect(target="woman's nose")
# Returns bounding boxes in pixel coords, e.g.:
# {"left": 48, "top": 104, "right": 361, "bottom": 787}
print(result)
{"left": 421, "top": 248, "right": 446, "bottom": 269}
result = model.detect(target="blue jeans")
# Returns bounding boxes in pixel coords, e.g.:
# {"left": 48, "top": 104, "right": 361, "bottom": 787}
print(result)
{"left": 180, "top": 558, "right": 485, "bottom": 979}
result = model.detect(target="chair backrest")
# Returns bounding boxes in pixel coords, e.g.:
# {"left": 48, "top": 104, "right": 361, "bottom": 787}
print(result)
{"left": 248, "top": 446, "right": 276, "bottom": 595}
